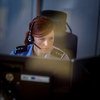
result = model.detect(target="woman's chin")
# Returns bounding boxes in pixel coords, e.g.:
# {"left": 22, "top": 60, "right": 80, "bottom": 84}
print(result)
{"left": 42, "top": 49, "right": 50, "bottom": 54}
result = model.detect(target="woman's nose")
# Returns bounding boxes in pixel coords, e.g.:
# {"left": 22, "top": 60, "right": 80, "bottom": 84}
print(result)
{"left": 44, "top": 40, "right": 49, "bottom": 46}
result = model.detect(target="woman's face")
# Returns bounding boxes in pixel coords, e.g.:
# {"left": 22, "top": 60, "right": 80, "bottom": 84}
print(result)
{"left": 34, "top": 29, "right": 54, "bottom": 54}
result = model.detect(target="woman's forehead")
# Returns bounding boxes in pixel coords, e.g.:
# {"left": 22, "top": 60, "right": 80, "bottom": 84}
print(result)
{"left": 43, "top": 30, "right": 54, "bottom": 38}
{"left": 34, "top": 29, "right": 54, "bottom": 39}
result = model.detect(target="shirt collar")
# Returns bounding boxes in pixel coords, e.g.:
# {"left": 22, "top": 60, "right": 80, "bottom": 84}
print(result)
{"left": 26, "top": 44, "right": 34, "bottom": 56}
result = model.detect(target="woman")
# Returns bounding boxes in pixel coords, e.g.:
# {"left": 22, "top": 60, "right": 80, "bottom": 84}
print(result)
{"left": 10, "top": 16, "right": 69, "bottom": 60}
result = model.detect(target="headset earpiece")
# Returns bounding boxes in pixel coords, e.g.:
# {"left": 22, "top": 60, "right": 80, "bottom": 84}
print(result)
{"left": 28, "top": 22, "right": 35, "bottom": 43}
{"left": 28, "top": 35, "right": 33, "bottom": 43}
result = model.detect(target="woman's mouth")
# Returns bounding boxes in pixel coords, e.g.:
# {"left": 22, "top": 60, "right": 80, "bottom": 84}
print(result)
{"left": 43, "top": 48, "right": 50, "bottom": 50}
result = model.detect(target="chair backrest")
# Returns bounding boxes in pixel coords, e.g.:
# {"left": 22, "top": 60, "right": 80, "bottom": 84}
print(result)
{"left": 40, "top": 10, "right": 78, "bottom": 59}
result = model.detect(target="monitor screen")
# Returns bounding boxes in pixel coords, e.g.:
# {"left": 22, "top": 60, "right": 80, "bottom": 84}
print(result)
{"left": 0, "top": 54, "right": 71, "bottom": 100}
{"left": 70, "top": 56, "right": 100, "bottom": 99}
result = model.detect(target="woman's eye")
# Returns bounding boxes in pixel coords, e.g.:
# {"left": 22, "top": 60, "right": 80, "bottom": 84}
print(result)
{"left": 49, "top": 37, "right": 54, "bottom": 40}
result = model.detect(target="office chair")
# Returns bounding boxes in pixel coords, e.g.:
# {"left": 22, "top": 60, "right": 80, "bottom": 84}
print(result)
{"left": 40, "top": 10, "right": 77, "bottom": 59}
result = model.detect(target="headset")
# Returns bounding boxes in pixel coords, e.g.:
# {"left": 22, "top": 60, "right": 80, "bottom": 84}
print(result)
{"left": 28, "top": 22, "right": 35, "bottom": 43}
{"left": 28, "top": 21, "right": 41, "bottom": 49}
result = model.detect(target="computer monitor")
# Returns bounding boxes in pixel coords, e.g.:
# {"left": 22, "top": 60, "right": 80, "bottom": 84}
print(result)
{"left": 70, "top": 56, "right": 100, "bottom": 99}
{"left": 0, "top": 54, "right": 71, "bottom": 100}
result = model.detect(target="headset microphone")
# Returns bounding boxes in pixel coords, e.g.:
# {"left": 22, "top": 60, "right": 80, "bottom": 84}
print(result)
{"left": 33, "top": 42, "right": 41, "bottom": 49}
{"left": 28, "top": 21, "right": 41, "bottom": 49}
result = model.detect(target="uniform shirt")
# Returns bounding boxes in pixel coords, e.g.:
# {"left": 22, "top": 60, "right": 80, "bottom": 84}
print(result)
{"left": 10, "top": 44, "right": 70, "bottom": 60}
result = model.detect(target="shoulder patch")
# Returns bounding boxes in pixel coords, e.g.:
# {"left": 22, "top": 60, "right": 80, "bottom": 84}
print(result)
{"left": 14, "top": 45, "right": 27, "bottom": 54}
{"left": 50, "top": 48, "right": 66, "bottom": 59}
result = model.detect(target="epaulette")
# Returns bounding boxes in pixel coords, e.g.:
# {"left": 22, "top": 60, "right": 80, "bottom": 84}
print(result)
{"left": 14, "top": 45, "right": 27, "bottom": 54}
{"left": 50, "top": 48, "right": 66, "bottom": 59}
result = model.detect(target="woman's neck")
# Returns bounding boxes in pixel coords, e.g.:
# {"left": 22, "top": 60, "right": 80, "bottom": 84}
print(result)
{"left": 33, "top": 45, "right": 45, "bottom": 57}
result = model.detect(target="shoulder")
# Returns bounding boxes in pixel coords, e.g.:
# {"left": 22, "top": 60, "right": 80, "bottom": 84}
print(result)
{"left": 50, "top": 46, "right": 70, "bottom": 60}
{"left": 10, "top": 44, "right": 33, "bottom": 56}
